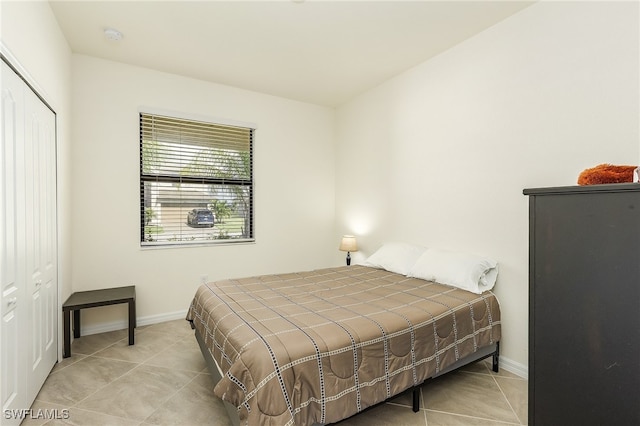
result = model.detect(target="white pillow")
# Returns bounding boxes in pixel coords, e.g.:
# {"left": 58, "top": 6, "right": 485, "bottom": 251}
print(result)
{"left": 408, "top": 248, "right": 498, "bottom": 294}
{"left": 362, "top": 242, "right": 427, "bottom": 275}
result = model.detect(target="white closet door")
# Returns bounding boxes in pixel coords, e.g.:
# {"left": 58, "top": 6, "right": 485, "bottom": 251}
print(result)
{"left": 24, "top": 82, "right": 57, "bottom": 402}
{"left": 1, "top": 60, "right": 28, "bottom": 422}
{"left": 1, "top": 59, "right": 57, "bottom": 422}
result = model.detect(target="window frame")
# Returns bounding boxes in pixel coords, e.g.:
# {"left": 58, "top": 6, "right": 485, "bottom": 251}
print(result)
{"left": 139, "top": 108, "right": 256, "bottom": 247}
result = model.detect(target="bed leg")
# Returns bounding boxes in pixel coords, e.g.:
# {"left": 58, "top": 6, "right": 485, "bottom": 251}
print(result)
{"left": 412, "top": 387, "right": 420, "bottom": 412}
{"left": 492, "top": 342, "right": 500, "bottom": 373}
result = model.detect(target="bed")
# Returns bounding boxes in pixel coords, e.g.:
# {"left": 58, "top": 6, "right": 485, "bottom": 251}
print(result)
{"left": 186, "top": 257, "right": 501, "bottom": 426}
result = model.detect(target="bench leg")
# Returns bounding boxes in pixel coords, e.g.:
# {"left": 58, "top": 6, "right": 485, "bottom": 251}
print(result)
{"left": 63, "top": 309, "right": 71, "bottom": 358}
{"left": 128, "top": 299, "right": 135, "bottom": 345}
{"left": 73, "top": 309, "right": 81, "bottom": 338}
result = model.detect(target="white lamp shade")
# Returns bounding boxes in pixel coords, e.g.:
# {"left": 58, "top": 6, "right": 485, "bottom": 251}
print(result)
{"left": 339, "top": 235, "right": 358, "bottom": 252}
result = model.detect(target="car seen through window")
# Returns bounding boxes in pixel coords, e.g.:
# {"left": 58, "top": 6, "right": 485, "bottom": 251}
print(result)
{"left": 187, "top": 209, "right": 215, "bottom": 228}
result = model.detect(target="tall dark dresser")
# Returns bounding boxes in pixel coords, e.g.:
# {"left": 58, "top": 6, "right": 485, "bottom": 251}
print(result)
{"left": 523, "top": 183, "right": 640, "bottom": 426}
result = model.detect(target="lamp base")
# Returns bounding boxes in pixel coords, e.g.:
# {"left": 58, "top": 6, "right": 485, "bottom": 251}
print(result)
{"left": 346, "top": 251, "right": 351, "bottom": 266}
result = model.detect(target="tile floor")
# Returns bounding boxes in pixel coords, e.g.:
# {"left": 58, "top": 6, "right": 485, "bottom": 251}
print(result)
{"left": 26, "top": 319, "right": 527, "bottom": 425}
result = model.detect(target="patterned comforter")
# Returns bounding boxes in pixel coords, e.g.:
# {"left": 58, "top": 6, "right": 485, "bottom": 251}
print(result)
{"left": 186, "top": 265, "right": 501, "bottom": 426}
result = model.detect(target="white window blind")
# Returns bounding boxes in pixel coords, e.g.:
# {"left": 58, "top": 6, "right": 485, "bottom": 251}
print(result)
{"left": 140, "top": 112, "right": 254, "bottom": 246}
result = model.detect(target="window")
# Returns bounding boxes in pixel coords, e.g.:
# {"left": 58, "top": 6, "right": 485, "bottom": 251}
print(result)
{"left": 140, "top": 112, "right": 254, "bottom": 246}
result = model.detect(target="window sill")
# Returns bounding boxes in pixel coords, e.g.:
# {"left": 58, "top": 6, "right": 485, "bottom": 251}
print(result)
{"left": 140, "top": 239, "right": 256, "bottom": 250}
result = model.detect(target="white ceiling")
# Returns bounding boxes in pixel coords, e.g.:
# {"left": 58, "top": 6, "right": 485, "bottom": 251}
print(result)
{"left": 49, "top": 0, "right": 534, "bottom": 107}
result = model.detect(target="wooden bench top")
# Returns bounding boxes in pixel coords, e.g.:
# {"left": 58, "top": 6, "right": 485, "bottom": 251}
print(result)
{"left": 62, "top": 286, "right": 135, "bottom": 311}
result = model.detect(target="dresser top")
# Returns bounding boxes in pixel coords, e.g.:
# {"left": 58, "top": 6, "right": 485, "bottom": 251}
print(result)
{"left": 523, "top": 182, "right": 640, "bottom": 196}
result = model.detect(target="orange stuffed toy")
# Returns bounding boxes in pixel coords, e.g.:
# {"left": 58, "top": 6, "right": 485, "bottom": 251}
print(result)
{"left": 577, "top": 164, "right": 637, "bottom": 185}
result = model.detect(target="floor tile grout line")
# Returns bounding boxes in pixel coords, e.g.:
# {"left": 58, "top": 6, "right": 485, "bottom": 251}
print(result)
{"left": 33, "top": 322, "right": 202, "bottom": 422}
{"left": 491, "top": 374, "right": 527, "bottom": 382}
{"left": 47, "top": 354, "right": 87, "bottom": 376}
{"left": 33, "top": 358, "right": 144, "bottom": 413}
{"left": 71, "top": 361, "right": 200, "bottom": 424}
{"left": 140, "top": 368, "right": 204, "bottom": 424}
{"left": 59, "top": 331, "right": 130, "bottom": 364}
{"left": 89, "top": 353, "right": 153, "bottom": 364}
{"left": 421, "top": 388, "right": 429, "bottom": 426}
{"left": 385, "top": 401, "right": 416, "bottom": 410}
{"left": 60, "top": 404, "right": 143, "bottom": 424}
{"left": 87, "top": 339, "right": 206, "bottom": 372}
{"left": 140, "top": 333, "right": 200, "bottom": 366}
{"left": 70, "top": 325, "right": 172, "bottom": 357}
{"left": 420, "top": 367, "right": 522, "bottom": 426}
{"left": 460, "top": 369, "right": 526, "bottom": 382}
{"left": 491, "top": 373, "right": 525, "bottom": 425}
{"left": 68, "top": 358, "right": 146, "bottom": 410}
{"left": 73, "top": 328, "right": 188, "bottom": 366}
{"left": 423, "top": 408, "right": 522, "bottom": 425}
{"left": 72, "top": 335, "right": 130, "bottom": 358}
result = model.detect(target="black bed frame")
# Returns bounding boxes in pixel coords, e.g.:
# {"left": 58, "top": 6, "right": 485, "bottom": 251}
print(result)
{"left": 192, "top": 322, "right": 499, "bottom": 425}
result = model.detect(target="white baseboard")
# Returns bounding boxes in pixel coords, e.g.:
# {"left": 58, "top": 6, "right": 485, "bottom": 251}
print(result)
{"left": 499, "top": 355, "right": 528, "bottom": 379}
{"left": 79, "top": 310, "right": 188, "bottom": 336}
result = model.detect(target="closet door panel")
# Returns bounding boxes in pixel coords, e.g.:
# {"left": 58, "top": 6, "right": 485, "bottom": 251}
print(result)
{"left": 42, "top": 100, "right": 57, "bottom": 356}
{"left": 1, "top": 60, "right": 28, "bottom": 422}
{"left": 24, "top": 86, "right": 57, "bottom": 402}
{"left": 42, "top": 104, "right": 57, "bottom": 357}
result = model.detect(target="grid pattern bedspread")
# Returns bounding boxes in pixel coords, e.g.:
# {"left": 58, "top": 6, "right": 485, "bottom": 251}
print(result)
{"left": 186, "top": 265, "right": 501, "bottom": 426}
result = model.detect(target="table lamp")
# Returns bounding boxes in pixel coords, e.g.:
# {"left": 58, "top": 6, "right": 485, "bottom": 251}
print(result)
{"left": 339, "top": 235, "right": 358, "bottom": 266}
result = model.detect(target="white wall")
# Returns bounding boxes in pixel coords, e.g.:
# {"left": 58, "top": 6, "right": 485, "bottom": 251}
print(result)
{"left": 1, "top": 0, "right": 73, "bottom": 354}
{"left": 70, "top": 56, "right": 336, "bottom": 330}
{"left": 335, "top": 1, "right": 639, "bottom": 370}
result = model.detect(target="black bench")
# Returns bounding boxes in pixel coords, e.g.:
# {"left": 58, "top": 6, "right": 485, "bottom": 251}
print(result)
{"left": 62, "top": 286, "right": 136, "bottom": 358}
